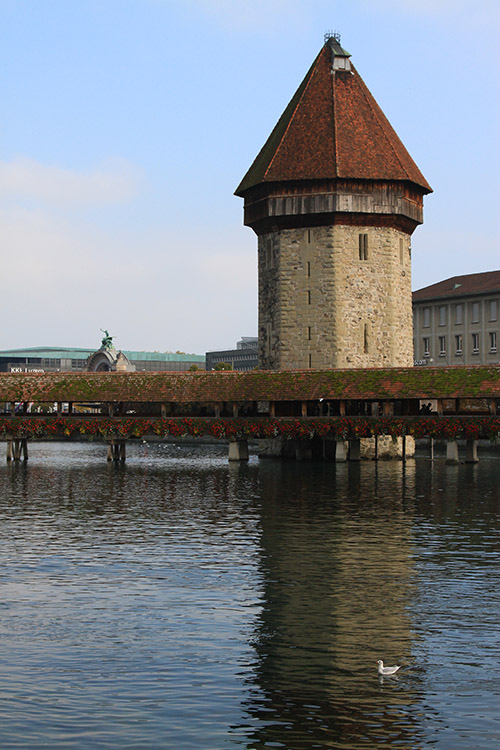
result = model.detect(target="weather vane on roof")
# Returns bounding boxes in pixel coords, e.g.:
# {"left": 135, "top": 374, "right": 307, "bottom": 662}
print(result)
{"left": 324, "top": 30, "right": 341, "bottom": 44}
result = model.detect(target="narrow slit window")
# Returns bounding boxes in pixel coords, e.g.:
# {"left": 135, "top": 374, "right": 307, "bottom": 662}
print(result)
{"left": 358, "top": 233, "right": 368, "bottom": 260}
{"left": 363, "top": 323, "right": 369, "bottom": 353}
{"left": 307, "top": 261, "right": 311, "bottom": 278}
{"left": 308, "top": 353, "right": 312, "bottom": 368}
{"left": 308, "top": 326, "right": 311, "bottom": 341}
{"left": 399, "top": 238, "right": 404, "bottom": 264}
{"left": 307, "top": 290, "right": 311, "bottom": 305}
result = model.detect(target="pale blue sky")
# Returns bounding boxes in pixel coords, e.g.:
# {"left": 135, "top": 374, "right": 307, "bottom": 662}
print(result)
{"left": 1, "top": 0, "right": 499, "bottom": 354}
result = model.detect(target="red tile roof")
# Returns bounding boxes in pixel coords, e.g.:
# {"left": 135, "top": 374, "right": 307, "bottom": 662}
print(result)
{"left": 0, "top": 367, "right": 498, "bottom": 403}
{"left": 236, "top": 42, "right": 431, "bottom": 196}
{"left": 413, "top": 271, "right": 500, "bottom": 301}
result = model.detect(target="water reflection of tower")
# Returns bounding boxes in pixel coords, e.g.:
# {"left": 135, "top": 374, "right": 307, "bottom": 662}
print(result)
{"left": 243, "top": 460, "right": 426, "bottom": 747}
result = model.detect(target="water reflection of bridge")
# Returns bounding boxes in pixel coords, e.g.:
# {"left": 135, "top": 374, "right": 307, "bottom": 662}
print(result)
{"left": 0, "top": 367, "right": 498, "bottom": 463}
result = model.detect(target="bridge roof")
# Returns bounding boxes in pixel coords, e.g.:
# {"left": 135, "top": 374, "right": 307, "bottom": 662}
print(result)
{"left": 0, "top": 367, "right": 498, "bottom": 403}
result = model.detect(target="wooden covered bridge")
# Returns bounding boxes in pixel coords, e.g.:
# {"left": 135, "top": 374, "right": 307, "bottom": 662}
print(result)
{"left": 0, "top": 366, "right": 499, "bottom": 464}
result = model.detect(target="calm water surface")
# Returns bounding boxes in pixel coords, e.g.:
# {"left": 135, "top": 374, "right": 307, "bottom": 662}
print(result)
{"left": 0, "top": 442, "right": 499, "bottom": 749}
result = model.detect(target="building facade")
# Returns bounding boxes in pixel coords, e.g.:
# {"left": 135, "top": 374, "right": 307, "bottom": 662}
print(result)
{"left": 0, "top": 347, "right": 206, "bottom": 373}
{"left": 206, "top": 337, "right": 258, "bottom": 371}
{"left": 236, "top": 34, "right": 431, "bottom": 371}
{"left": 412, "top": 271, "right": 500, "bottom": 366}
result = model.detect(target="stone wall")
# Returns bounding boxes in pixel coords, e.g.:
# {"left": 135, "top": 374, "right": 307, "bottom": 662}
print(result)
{"left": 258, "top": 224, "right": 414, "bottom": 370}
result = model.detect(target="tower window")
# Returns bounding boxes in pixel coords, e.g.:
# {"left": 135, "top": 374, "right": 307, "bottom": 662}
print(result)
{"left": 399, "top": 238, "right": 404, "bottom": 264}
{"left": 308, "top": 353, "right": 312, "bottom": 368}
{"left": 358, "top": 233, "right": 368, "bottom": 260}
{"left": 363, "top": 323, "right": 369, "bottom": 354}
{"left": 307, "top": 261, "right": 311, "bottom": 278}
{"left": 308, "top": 326, "right": 311, "bottom": 340}
{"left": 307, "top": 290, "right": 311, "bottom": 305}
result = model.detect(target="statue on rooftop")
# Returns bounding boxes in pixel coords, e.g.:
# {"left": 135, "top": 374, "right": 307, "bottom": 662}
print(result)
{"left": 100, "top": 329, "right": 114, "bottom": 350}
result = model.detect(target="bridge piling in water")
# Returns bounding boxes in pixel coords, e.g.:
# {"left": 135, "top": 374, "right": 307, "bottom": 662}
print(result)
{"left": 446, "top": 440, "right": 460, "bottom": 465}
{"left": 228, "top": 440, "right": 249, "bottom": 461}
{"left": 465, "top": 439, "right": 479, "bottom": 463}
{"left": 6, "top": 437, "right": 28, "bottom": 461}
{"left": 107, "top": 439, "right": 126, "bottom": 462}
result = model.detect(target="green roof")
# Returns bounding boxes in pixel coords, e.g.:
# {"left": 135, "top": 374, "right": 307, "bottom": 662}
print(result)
{"left": 0, "top": 347, "right": 204, "bottom": 362}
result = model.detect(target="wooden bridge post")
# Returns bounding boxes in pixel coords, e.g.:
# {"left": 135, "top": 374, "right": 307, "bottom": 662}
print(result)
{"left": 465, "top": 439, "right": 479, "bottom": 463}
{"left": 335, "top": 439, "right": 347, "bottom": 462}
{"left": 349, "top": 438, "right": 361, "bottom": 461}
{"left": 7, "top": 438, "right": 28, "bottom": 461}
{"left": 446, "top": 440, "right": 459, "bottom": 465}
{"left": 228, "top": 440, "right": 249, "bottom": 461}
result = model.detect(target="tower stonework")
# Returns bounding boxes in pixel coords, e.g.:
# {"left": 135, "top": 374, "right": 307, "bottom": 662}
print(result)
{"left": 236, "top": 36, "right": 431, "bottom": 370}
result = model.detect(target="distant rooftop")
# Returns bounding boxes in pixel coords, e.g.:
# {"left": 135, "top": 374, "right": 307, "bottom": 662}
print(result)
{"left": 413, "top": 271, "right": 500, "bottom": 302}
{"left": 0, "top": 347, "right": 205, "bottom": 362}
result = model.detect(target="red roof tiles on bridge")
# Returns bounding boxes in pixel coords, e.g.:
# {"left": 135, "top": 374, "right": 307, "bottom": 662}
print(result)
{"left": 0, "top": 367, "right": 498, "bottom": 403}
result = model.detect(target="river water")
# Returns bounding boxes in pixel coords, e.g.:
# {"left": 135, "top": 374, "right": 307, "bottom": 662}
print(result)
{"left": 0, "top": 442, "right": 499, "bottom": 749}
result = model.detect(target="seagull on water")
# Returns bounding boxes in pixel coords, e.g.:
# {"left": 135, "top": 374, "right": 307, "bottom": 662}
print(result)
{"left": 377, "top": 660, "right": 401, "bottom": 676}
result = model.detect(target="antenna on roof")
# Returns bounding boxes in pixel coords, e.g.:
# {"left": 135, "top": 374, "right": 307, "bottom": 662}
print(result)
{"left": 324, "top": 30, "right": 341, "bottom": 44}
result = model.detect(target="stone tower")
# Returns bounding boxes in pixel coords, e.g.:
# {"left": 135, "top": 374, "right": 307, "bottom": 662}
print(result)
{"left": 235, "top": 35, "right": 431, "bottom": 370}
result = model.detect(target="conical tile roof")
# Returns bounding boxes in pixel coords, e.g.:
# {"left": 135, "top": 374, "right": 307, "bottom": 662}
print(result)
{"left": 236, "top": 41, "right": 431, "bottom": 195}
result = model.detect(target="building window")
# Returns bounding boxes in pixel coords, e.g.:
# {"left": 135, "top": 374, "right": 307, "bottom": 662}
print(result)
{"left": 455, "top": 304, "right": 463, "bottom": 324}
{"left": 489, "top": 332, "right": 497, "bottom": 352}
{"left": 439, "top": 336, "right": 446, "bottom": 356}
{"left": 307, "top": 261, "right": 311, "bottom": 278}
{"left": 399, "top": 238, "right": 404, "bottom": 264}
{"left": 455, "top": 334, "right": 463, "bottom": 355}
{"left": 423, "top": 307, "right": 430, "bottom": 328}
{"left": 423, "top": 337, "right": 430, "bottom": 357}
{"left": 438, "top": 306, "right": 446, "bottom": 326}
{"left": 307, "top": 290, "right": 311, "bottom": 305}
{"left": 307, "top": 326, "right": 311, "bottom": 341}
{"left": 488, "top": 300, "right": 497, "bottom": 321}
{"left": 363, "top": 323, "right": 369, "bottom": 354}
{"left": 471, "top": 302, "right": 480, "bottom": 323}
{"left": 358, "top": 233, "right": 368, "bottom": 260}
{"left": 472, "top": 333, "right": 480, "bottom": 353}
{"left": 308, "top": 353, "right": 312, "bottom": 368}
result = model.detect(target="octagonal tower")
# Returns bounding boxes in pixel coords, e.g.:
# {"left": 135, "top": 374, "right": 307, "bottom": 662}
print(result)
{"left": 236, "top": 35, "right": 431, "bottom": 370}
